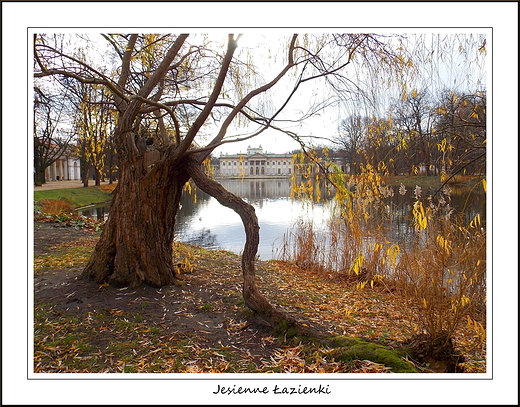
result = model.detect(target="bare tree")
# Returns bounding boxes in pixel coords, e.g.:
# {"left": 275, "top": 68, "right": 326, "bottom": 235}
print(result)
{"left": 333, "top": 115, "right": 368, "bottom": 174}
{"left": 33, "top": 86, "right": 74, "bottom": 186}
{"left": 433, "top": 90, "right": 486, "bottom": 179}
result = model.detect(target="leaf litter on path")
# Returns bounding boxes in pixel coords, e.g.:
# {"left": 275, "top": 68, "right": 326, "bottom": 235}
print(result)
{"left": 33, "top": 221, "right": 486, "bottom": 373}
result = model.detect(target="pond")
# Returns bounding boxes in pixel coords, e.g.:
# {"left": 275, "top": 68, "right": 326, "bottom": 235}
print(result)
{"left": 77, "top": 178, "right": 486, "bottom": 260}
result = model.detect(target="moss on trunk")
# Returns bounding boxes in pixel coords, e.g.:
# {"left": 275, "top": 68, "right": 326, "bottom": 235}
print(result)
{"left": 328, "top": 336, "right": 419, "bottom": 373}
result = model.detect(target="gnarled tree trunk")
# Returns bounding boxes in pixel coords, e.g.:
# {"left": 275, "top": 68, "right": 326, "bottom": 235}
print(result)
{"left": 81, "top": 149, "right": 189, "bottom": 288}
{"left": 81, "top": 146, "right": 315, "bottom": 332}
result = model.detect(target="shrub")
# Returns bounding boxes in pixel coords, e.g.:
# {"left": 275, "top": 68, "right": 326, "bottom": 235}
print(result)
{"left": 39, "top": 199, "right": 74, "bottom": 214}
{"left": 282, "top": 161, "right": 486, "bottom": 370}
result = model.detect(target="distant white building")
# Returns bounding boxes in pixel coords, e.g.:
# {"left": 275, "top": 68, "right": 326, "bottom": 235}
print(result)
{"left": 218, "top": 145, "right": 294, "bottom": 178}
{"left": 44, "top": 154, "right": 81, "bottom": 181}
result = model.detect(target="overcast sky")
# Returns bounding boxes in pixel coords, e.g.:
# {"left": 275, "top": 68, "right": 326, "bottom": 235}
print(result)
{"left": 31, "top": 29, "right": 487, "bottom": 157}
{"left": 213, "top": 30, "right": 488, "bottom": 156}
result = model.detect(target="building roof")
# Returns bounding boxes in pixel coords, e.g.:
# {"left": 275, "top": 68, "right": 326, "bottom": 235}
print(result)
{"left": 220, "top": 152, "right": 293, "bottom": 159}
{"left": 219, "top": 145, "right": 293, "bottom": 159}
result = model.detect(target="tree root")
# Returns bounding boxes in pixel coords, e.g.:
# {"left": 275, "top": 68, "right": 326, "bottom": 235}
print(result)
{"left": 405, "top": 332, "right": 465, "bottom": 372}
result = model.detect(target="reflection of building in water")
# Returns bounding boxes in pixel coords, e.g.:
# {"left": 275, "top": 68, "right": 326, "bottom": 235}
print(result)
{"left": 220, "top": 179, "right": 293, "bottom": 200}
{"left": 218, "top": 145, "right": 294, "bottom": 178}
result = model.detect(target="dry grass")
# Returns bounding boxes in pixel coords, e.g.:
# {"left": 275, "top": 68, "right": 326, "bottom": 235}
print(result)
{"left": 282, "top": 168, "right": 487, "bottom": 367}
{"left": 95, "top": 183, "right": 117, "bottom": 193}
{"left": 40, "top": 199, "right": 74, "bottom": 214}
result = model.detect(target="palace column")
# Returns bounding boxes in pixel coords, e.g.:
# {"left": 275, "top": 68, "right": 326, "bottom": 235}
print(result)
{"left": 51, "top": 161, "right": 57, "bottom": 181}
{"left": 61, "top": 159, "right": 66, "bottom": 180}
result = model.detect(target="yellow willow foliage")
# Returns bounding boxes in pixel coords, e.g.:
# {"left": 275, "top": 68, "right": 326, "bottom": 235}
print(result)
{"left": 467, "top": 315, "right": 486, "bottom": 340}
{"left": 350, "top": 253, "right": 364, "bottom": 275}
{"left": 179, "top": 255, "right": 194, "bottom": 274}
{"left": 436, "top": 234, "right": 451, "bottom": 255}
{"left": 314, "top": 174, "right": 321, "bottom": 202}
{"left": 183, "top": 181, "right": 197, "bottom": 204}
{"left": 138, "top": 34, "right": 166, "bottom": 75}
{"left": 412, "top": 200, "right": 428, "bottom": 230}
{"left": 469, "top": 213, "right": 481, "bottom": 229}
{"left": 237, "top": 154, "right": 245, "bottom": 178}
{"left": 377, "top": 161, "right": 388, "bottom": 176}
{"left": 396, "top": 131, "right": 408, "bottom": 151}
{"left": 355, "top": 280, "right": 368, "bottom": 290}
{"left": 344, "top": 306, "right": 359, "bottom": 318}
{"left": 327, "top": 162, "right": 354, "bottom": 220}
{"left": 183, "top": 181, "right": 193, "bottom": 194}
{"left": 451, "top": 294, "right": 471, "bottom": 313}
{"left": 370, "top": 274, "right": 385, "bottom": 289}
{"left": 437, "top": 138, "right": 448, "bottom": 153}
{"left": 290, "top": 149, "right": 325, "bottom": 203}
{"left": 356, "top": 280, "right": 368, "bottom": 290}
{"left": 203, "top": 157, "right": 215, "bottom": 179}
{"left": 354, "top": 163, "right": 387, "bottom": 207}
{"left": 461, "top": 294, "right": 471, "bottom": 306}
{"left": 77, "top": 95, "right": 111, "bottom": 178}
{"left": 386, "top": 244, "right": 401, "bottom": 266}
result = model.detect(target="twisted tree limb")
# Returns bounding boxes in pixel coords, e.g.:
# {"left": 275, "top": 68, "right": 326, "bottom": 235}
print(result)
{"left": 185, "top": 157, "right": 307, "bottom": 331}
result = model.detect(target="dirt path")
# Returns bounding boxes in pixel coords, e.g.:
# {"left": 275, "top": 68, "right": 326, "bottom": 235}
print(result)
{"left": 34, "top": 180, "right": 116, "bottom": 191}
{"left": 34, "top": 222, "right": 284, "bottom": 371}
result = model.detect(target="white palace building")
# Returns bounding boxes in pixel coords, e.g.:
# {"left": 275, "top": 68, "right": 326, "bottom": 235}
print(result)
{"left": 43, "top": 154, "right": 81, "bottom": 182}
{"left": 218, "top": 145, "right": 294, "bottom": 178}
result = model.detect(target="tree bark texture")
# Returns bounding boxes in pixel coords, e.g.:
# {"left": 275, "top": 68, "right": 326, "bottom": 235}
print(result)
{"left": 81, "top": 143, "right": 189, "bottom": 288}
{"left": 34, "top": 163, "right": 45, "bottom": 186}
{"left": 185, "top": 157, "right": 298, "bottom": 328}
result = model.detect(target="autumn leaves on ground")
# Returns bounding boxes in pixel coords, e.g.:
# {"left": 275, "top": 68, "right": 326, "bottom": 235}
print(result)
{"left": 34, "top": 215, "right": 485, "bottom": 374}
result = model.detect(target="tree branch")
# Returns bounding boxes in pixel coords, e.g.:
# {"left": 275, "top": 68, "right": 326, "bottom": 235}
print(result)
{"left": 200, "top": 35, "right": 299, "bottom": 159}
{"left": 185, "top": 156, "right": 300, "bottom": 329}
{"left": 117, "top": 34, "right": 139, "bottom": 92}
{"left": 174, "top": 34, "right": 239, "bottom": 159}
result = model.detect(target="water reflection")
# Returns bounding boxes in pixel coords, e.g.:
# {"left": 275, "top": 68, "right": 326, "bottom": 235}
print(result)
{"left": 174, "top": 179, "right": 329, "bottom": 259}
{"left": 77, "top": 178, "right": 485, "bottom": 260}
{"left": 77, "top": 204, "right": 110, "bottom": 222}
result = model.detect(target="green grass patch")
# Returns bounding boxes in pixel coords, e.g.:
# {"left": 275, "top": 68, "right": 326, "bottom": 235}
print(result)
{"left": 34, "top": 242, "right": 96, "bottom": 273}
{"left": 34, "top": 186, "right": 113, "bottom": 210}
{"left": 200, "top": 303, "right": 213, "bottom": 312}
{"left": 34, "top": 303, "right": 190, "bottom": 373}
{"left": 386, "top": 175, "right": 483, "bottom": 191}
